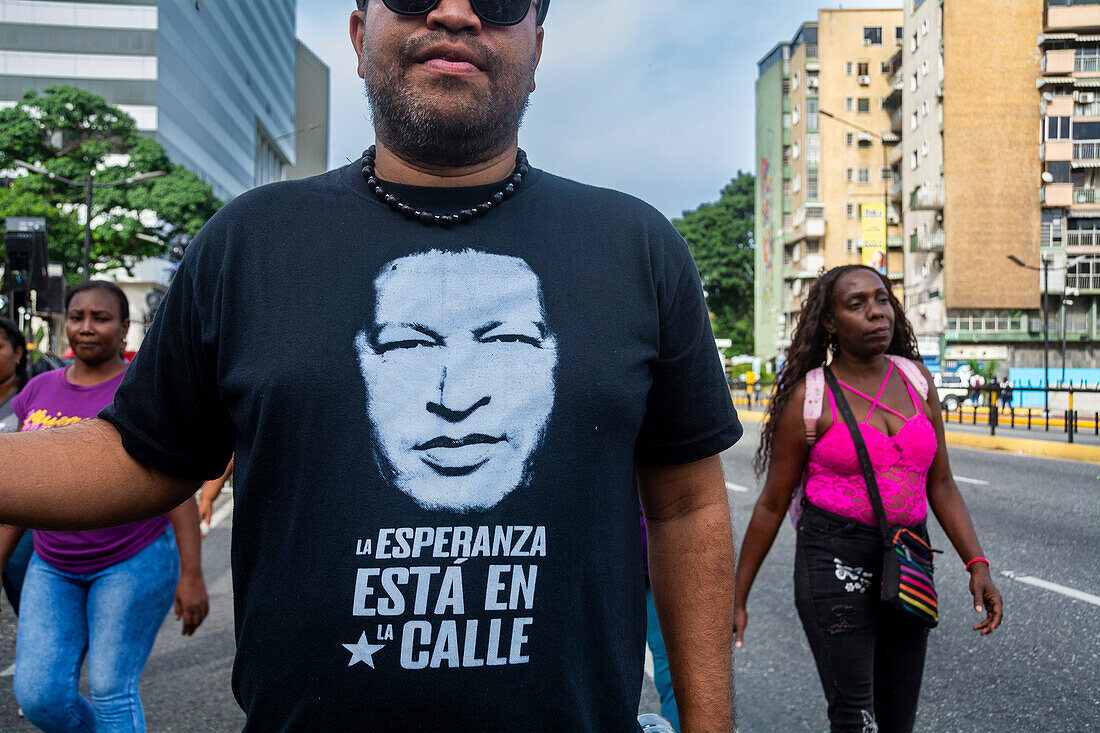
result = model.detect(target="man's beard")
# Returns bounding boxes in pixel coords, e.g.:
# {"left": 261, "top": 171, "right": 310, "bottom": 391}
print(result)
{"left": 363, "top": 31, "right": 535, "bottom": 168}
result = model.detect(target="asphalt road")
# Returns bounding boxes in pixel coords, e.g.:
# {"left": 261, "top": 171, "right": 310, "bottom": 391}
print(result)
{"left": 0, "top": 427, "right": 1096, "bottom": 732}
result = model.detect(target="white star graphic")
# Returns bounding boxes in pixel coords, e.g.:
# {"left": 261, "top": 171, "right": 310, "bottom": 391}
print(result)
{"left": 342, "top": 632, "right": 386, "bottom": 669}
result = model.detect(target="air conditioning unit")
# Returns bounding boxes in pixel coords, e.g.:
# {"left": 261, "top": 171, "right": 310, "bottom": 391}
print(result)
{"left": 1081, "top": 92, "right": 1096, "bottom": 104}
{"left": 858, "top": 75, "right": 871, "bottom": 86}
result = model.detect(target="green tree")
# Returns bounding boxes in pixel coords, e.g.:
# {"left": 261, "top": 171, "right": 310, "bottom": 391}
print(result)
{"left": 0, "top": 85, "right": 223, "bottom": 284}
{"left": 672, "top": 172, "right": 755, "bottom": 353}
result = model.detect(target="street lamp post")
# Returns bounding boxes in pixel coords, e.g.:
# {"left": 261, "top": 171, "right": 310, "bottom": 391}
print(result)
{"left": 12, "top": 160, "right": 166, "bottom": 281}
{"left": 1008, "top": 253, "right": 1052, "bottom": 414}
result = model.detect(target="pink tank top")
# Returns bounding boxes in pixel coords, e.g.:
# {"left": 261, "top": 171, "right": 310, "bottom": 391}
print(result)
{"left": 805, "top": 362, "right": 937, "bottom": 526}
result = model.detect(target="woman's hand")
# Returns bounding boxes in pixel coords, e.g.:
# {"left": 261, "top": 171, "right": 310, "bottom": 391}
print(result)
{"left": 174, "top": 570, "right": 209, "bottom": 636}
{"left": 197, "top": 493, "right": 215, "bottom": 534}
{"left": 968, "top": 564, "right": 1003, "bottom": 635}
{"left": 734, "top": 605, "right": 748, "bottom": 649}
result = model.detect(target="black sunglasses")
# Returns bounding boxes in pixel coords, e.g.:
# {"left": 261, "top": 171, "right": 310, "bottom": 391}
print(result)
{"left": 359, "top": 0, "right": 549, "bottom": 27}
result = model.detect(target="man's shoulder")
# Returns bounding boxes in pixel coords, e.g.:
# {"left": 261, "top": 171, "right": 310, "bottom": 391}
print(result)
{"left": 532, "top": 170, "right": 672, "bottom": 227}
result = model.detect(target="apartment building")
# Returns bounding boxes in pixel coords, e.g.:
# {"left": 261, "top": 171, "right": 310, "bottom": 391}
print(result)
{"left": 1033, "top": 0, "right": 1100, "bottom": 370}
{"left": 0, "top": 0, "right": 328, "bottom": 200}
{"left": 754, "top": 9, "right": 904, "bottom": 369}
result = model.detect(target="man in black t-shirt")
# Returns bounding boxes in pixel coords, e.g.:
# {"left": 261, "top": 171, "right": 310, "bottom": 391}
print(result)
{"left": 0, "top": 2, "right": 741, "bottom": 730}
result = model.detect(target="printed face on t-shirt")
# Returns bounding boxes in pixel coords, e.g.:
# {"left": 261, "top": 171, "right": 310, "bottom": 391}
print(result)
{"left": 354, "top": 249, "right": 558, "bottom": 512}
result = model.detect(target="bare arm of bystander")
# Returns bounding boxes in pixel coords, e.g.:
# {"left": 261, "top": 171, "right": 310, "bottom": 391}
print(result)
{"left": 0, "top": 419, "right": 201, "bottom": 530}
{"left": 638, "top": 454, "right": 734, "bottom": 733}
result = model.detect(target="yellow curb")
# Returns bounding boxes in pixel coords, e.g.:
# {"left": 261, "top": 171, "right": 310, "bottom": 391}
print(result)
{"left": 943, "top": 431, "right": 1100, "bottom": 464}
{"left": 733, "top": 409, "right": 1100, "bottom": 463}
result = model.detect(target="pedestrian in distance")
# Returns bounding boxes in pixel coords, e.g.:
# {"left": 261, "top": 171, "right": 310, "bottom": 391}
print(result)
{"left": 0, "top": 317, "right": 33, "bottom": 614}
{"left": 0, "top": 2, "right": 742, "bottom": 730}
{"left": 0, "top": 281, "right": 209, "bottom": 732}
{"left": 734, "top": 265, "right": 1003, "bottom": 733}
{"left": 1000, "top": 376, "right": 1013, "bottom": 410}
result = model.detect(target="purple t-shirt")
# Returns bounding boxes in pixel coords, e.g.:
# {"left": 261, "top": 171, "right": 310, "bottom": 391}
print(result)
{"left": 12, "top": 367, "right": 168, "bottom": 573}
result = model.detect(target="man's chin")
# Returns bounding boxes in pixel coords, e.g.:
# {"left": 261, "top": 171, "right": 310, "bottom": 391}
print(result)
{"left": 396, "top": 476, "right": 516, "bottom": 514}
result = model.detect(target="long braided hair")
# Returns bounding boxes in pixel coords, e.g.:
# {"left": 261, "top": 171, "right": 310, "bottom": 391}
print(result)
{"left": 754, "top": 265, "right": 919, "bottom": 477}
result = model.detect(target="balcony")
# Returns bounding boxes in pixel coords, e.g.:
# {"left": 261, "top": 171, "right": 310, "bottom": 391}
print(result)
{"left": 890, "top": 107, "right": 903, "bottom": 133}
{"left": 1043, "top": 182, "right": 1074, "bottom": 206}
{"left": 1047, "top": 3, "right": 1100, "bottom": 31}
{"left": 1075, "top": 187, "right": 1099, "bottom": 204}
{"left": 1067, "top": 229, "right": 1100, "bottom": 248}
{"left": 1077, "top": 56, "right": 1100, "bottom": 73}
{"left": 1043, "top": 140, "right": 1073, "bottom": 161}
{"left": 910, "top": 230, "right": 945, "bottom": 252}
{"left": 1043, "top": 48, "right": 1076, "bottom": 75}
{"left": 910, "top": 185, "right": 945, "bottom": 210}
{"left": 1075, "top": 140, "right": 1100, "bottom": 161}
{"left": 887, "top": 235, "right": 903, "bottom": 249}
{"left": 889, "top": 178, "right": 903, "bottom": 201}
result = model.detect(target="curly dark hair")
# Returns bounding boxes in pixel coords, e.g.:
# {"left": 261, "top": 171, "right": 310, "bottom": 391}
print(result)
{"left": 754, "top": 265, "right": 919, "bottom": 477}
{"left": 0, "top": 317, "right": 28, "bottom": 389}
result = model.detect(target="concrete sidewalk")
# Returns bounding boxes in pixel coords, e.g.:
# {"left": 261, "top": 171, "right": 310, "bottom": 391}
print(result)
{"left": 733, "top": 406, "right": 1100, "bottom": 464}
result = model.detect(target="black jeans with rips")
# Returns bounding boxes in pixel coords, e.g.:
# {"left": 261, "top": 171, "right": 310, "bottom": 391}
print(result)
{"left": 794, "top": 502, "right": 930, "bottom": 733}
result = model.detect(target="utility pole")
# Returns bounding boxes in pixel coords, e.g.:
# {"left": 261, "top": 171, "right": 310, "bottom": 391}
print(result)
{"left": 13, "top": 161, "right": 166, "bottom": 281}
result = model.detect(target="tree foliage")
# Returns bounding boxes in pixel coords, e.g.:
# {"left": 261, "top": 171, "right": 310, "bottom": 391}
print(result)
{"left": 672, "top": 172, "right": 755, "bottom": 354}
{"left": 0, "top": 85, "right": 223, "bottom": 284}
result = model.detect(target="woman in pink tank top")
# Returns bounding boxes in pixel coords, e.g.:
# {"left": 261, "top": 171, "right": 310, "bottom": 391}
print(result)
{"left": 734, "top": 266, "right": 1003, "bottom": 732}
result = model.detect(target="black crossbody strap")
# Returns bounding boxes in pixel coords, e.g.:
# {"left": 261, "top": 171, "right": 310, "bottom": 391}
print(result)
{"left": 823, "top": 366, "right": 891, "bottom": 546}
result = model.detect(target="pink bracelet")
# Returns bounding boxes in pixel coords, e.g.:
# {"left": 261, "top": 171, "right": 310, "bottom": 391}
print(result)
{"left": 966, "top": 557, "right": 990, "bottom": 571}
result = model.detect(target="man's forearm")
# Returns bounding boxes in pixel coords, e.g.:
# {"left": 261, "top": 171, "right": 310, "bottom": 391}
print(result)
{"left": 0, "top": 419, "right": 200, "bottom": 530}
{"left": 646, "top": 498, "right": 735, "bottom": 732}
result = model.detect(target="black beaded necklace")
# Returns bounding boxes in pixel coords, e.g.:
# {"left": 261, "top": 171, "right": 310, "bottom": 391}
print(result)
{"left": 360, "top": 145, "right": 529, "bottom": 227}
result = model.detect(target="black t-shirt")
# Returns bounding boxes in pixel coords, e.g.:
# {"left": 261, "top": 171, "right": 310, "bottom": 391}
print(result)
{"left": 101, "top": 162, "right": 741, "bottom": 731}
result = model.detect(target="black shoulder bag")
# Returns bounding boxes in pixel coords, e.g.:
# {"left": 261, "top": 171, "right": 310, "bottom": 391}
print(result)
{"left": 823, "top": 366, "right": 940, "bottom": 628}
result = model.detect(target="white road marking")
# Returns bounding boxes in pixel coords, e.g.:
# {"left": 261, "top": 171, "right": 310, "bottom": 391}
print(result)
{"left": 1000, "top": 571, "right": 1100, "bottom": 607}
{"left": 0, "top": 662, "right": 13, "bottom": 677}
{"left": 208, "top": 497, "right": 234, "bottom": 531}
{"left": 644, "top": 644, "right": 655, "bottom": 681}
{"left": 955, "top": 476, "right": 990, "bottom": 486}
{"left": 725, "top": 481, "right": 750, "bottom": 493}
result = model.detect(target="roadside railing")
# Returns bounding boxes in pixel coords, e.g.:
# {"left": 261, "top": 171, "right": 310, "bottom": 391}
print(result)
{"left": 730, "top": 381, "right": 1100, "bottom": 444}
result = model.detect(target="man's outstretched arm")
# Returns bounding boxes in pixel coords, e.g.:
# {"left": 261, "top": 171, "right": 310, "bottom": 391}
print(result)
{"left": 637, "top": 454, "right": 734, "bottom": 733}
{"left": 0, "top": 419, "right": 201, "bottom": 530}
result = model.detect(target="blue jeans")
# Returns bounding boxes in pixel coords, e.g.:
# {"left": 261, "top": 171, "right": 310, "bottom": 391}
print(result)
{"left": 646, "top": 587, "right": 680, "bottom": 731}
{"left": 14, "top": 528, "right": 178, "bottom": 733}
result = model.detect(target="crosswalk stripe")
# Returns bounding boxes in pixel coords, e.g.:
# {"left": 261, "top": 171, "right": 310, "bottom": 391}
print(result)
{"left": 955, "top": 476, "right": 990, "bottom": 486}
{"left": 1000, "top": 571, "right": 1100, "bottom": 607}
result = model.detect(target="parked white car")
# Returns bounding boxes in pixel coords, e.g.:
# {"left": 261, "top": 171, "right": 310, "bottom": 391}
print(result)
{"left": 932, "top": 372, "right": 970, "bottom": 411}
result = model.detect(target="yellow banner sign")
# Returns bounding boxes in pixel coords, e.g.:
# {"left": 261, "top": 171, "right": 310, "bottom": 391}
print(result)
{"left": 860, "top": 203, "right": 886, "bottom": 273}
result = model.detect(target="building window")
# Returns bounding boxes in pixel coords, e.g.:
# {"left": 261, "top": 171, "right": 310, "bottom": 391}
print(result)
{"left": 911, "top": 112, "right": 918, "bottom": 130}
{"left": 880, "top": 96, "right": 889, "bottom": 110}
{"left": 846, "top": 61, "right": 854, "bottom": 75}
{"left": 846, "top": 238, "right": 862, "bottom": 254}
{"left": 858, "top": 168, "right": 871, "bottom": 184}
{"left": 792, "top": 173, "right": 801, "bottom": 193}
{"left": 845, "top": 168, "right": 855, "bottom": 182}
{"left": 881, "top": 60, "right": 891, "bottom": 74}
{"left": 864, "top": 26, "right": 883, "bottom": 46}
{"left": 792, "top": 140, "right": 800, "bottom": 159}
{"left": 920, "top": 141, "right": 929, "bottom": 157}
{"left": 1046, "top": 161, "right": 1072, "bottom": 184}
{"left": 846, "top": 203, "right": 857, "bottom": 218}
{"left": 896, "top": 26, "right": 904, "bottom": 44}
{"left": 1047, "top": 116, "right": 1073, "bottom": 140}
{"left": 1077, "top": 44, "right": 1100, "bottom": 73}
{"left": 881, "top": 166, "right": 893, "bottom": 181}
{"left": 806, "top": 98, "right": 819, "bottom": 130}
{"left": 857, "top": 62, "right": 869, "bottom": 76}
{"left": 911, "top": 73, "right": 918, "bottom": 92}
{"left": 845, "top": 132, "right": 855, "bottom": 146}
{"left": 806, "top": 133, "right": 820, "bottom": 165}
{"left": 910, "top": 151, "right": 918, "bottom": 170}
{"left": 846, "top": 97, "right": 855, "bottom": 112}
{"left": 921, "top": 19, "right": 929, "bottom": 36}
{"left": 911, "top": 32, "right": 918, "bottom": 53}
{"left": 792, "top": 104, "right": 800, "bottom": 126}
{"left": 921, "top": 60, "right": 929, "bottom": 77}
{"left": 793, "top": 71, "right": 800, "bottom": 90}
{"left": 807, "top": 169, "right": 819, "bottom": 200}
{"left": 807, "top": 239, "right": 821, "bottom": 253}
{"left": 857, "top": 97, "right": 870, "bottom": 113}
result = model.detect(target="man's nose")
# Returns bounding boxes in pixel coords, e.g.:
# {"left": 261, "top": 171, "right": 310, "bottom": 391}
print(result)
{"left": 426, "top": 363, "right": 491, "bottom": 422}
{"left": 425, "top": 0, "right": 482, "bottom": 34}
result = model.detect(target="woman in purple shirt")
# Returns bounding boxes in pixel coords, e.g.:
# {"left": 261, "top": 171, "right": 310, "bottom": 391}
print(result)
{"left": 0, "top": 281, "right": 208, "bottom": 732}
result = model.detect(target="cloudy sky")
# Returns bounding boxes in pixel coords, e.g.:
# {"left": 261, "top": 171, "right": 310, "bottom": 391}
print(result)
{"left": 296, "top": 0, "right": 897, "bottom": 219}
